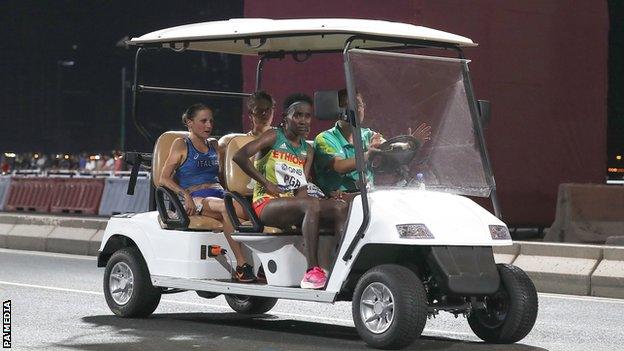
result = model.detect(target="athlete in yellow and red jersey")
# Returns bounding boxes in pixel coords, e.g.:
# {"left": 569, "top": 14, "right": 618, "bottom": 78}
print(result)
{"left": 234, "top": 93, "right": 348, "bottom": 289}
{"left": 251, "top": 127, "right": 309, "bottom": 216}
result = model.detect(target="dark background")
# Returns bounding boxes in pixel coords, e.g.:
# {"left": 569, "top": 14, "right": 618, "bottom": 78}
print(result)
{"left": 608, "top": 0, "right": 624, "bottom": 170}
{"left": 0, "top": 1, "right": 622, "bottom": 226}
{"left": 0, "top": 0, "right": 244, "bottom": 154}
{"left": 241, "top": 0, "right": 620, "bottom": 226}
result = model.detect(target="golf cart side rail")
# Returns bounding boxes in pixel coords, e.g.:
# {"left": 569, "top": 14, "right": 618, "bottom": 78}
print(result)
{"left": 138, "top": 85, "right": 251, "bottom": 99}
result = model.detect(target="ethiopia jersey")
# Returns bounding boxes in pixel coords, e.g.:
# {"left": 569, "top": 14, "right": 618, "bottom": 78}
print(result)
{"left": 253, "top": 128, "right": 308, "bottom": 206}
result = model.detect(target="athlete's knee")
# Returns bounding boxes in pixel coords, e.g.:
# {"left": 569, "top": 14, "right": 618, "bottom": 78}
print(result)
{"left": 334, "top": 200, "right": 348, "bottom": 213}
{"left": 303, "top": 198, "right": 321, "bottom": 214}
{"left": 207, "top": 198, "right": 226, "bottom": 211}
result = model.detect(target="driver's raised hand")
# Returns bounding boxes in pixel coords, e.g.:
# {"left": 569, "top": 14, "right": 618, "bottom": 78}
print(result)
{"left": 370, "top": 132, "right": 385, "bottom": 149}
{"left": 364, "top": 145, "right": 381, "bottom": 162}
{"left": 408, "top": 123, "right": 432, "bottom": 145}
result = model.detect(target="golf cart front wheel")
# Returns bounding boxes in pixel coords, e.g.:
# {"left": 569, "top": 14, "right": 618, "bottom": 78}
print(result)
{"left": 352, "top": 264, "right": 427, "bottom": 349}
{"left": 468, "top": 263, "right": 538, "bottom": 343}
{"left": 103, "top": 247, "right": 161, "bottom": 318}
{"left": 224, "top": 294, "right": 278, "bottom": 314}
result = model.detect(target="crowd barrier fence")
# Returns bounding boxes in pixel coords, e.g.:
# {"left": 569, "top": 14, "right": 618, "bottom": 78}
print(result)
{"left": 5, "top": 177, "right": 57, "bottom": 213}
{"left": 2, "top": 174, "right": 151, "bottom": 216}
{"left": 98, "top": 176, "right": 150, "bottom": 216}
{"left": 0, "top": 176, "right": 11, "bottom": 211}
{"left": 50, "top": 178, "right": 105, "bottom": 215}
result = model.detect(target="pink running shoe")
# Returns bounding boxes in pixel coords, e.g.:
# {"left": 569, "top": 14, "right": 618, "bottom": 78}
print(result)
{"left": 300, "top": 266, "right": 327, "bottom": 289}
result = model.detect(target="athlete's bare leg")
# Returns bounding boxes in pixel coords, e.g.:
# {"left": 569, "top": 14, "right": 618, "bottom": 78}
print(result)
{"left": 196, "top": 197, "right": 248, "bottom": 267}
{"left": 259, "top": 197, "right": 321, "bottom": 268}
{"left": 319, "top": 199, "right": 349, "bottom": 241}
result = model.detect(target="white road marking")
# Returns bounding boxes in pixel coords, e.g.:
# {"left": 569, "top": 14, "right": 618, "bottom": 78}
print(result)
{"left": 0, "top": 248, "right": 97, "bottom": 260}
{"left": 0, "top": 280, "right": 473, "bottom": 338}
{"left": 2, "top": 249, "right": 623, "bottom": 304}
{"left": 539, "top": 292, "right": 624, "bottom": 305}
{"left": 0, "top": 281, "right": 102, "bottom": 295}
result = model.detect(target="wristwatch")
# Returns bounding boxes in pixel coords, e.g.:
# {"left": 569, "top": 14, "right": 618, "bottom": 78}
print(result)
{"left": 195, "top": 202, "right": 203, "bottom": 215}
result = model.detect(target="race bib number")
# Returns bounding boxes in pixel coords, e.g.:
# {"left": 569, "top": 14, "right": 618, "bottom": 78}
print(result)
{"left": 275, "top": 161, "right": 307, "bottom": 192}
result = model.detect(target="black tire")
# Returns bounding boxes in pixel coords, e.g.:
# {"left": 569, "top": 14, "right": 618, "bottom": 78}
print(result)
{"left": 468, "top": 263, "right": 538, "bottom": 343}
{"left": 352, "top": 264, "right": 427, "bottom": 349}
{"left": 196, "top": 291, "right": 221, "bottom": 299}
{"left": 103, "top": 247, "right": 161, "bottom": 318}
{"left": 224, "top": 294, "right": 278, "bottom": 314}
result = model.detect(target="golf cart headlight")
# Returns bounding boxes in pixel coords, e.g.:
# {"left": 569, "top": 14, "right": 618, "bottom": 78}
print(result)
{"left": 489, "top": 225, "right": 511, "bottom": 240}
{"left": 396, "top": 224, "right": 434, "bottom": 239}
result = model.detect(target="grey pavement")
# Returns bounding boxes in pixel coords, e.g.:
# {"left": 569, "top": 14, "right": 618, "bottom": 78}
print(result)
{"left": 2, "top": 212, "right": 624, "bottom": 298}
{"left": 1, "top": 248, "right": 623, "bottom": 351}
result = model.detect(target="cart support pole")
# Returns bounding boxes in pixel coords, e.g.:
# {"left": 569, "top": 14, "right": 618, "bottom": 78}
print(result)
{"left": 459, "top": 54, "right": 502, "bottom": 219}
{"left": 131, "top": 48, "right": 155, "bottom": 144}
{"left": 255, "top": 57, "right": 266, "bottom": 90}
{"left": 341, "top": 37, "right": 371, "bottom": 261}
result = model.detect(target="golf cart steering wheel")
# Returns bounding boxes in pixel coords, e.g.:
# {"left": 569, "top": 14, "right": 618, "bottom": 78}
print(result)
{"left": 370, "top": 135, "right": 421, "bottom": 173}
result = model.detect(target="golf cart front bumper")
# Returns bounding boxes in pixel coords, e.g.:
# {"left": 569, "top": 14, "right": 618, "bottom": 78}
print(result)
{"left": 426, "top": 246, "right": 500, "bottom": 295}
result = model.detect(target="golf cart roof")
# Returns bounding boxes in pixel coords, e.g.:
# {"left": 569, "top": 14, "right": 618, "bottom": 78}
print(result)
{"left": 128, "top": 18, "right": 477, "bottom": 55}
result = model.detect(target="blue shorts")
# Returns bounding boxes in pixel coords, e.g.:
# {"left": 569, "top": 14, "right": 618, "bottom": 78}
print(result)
{"left": 190, "top": 188, "right": 224, "bottom": 199}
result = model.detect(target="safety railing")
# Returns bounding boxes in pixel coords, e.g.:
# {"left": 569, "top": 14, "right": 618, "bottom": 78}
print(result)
{"left": 1, "top": 173, "right": 151, "bottom": 216}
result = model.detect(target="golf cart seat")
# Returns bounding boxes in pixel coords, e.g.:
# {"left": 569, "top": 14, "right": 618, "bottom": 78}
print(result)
{"left": 219, "top": 133, "right": 294, "bottom": 234}
{"left": 152, "top": 131, "right": 223, "bottom": 231}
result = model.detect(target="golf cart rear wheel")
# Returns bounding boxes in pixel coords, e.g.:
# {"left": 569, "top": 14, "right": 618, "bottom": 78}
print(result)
{"left": 468, "top": 264, "right": 538, "bottom": 343}
{"left": 352, "top": 264, "right": 427, "bottom": 349}
{"left": 224, "top": 294, "right": 278, "bottom": 314}
{"left": 103, "top": 247, "right": 161, "bottom": 318}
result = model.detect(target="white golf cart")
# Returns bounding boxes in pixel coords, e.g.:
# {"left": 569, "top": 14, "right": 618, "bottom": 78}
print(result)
{"left": 98, "top": 18, "right": 538, "bottom": 349}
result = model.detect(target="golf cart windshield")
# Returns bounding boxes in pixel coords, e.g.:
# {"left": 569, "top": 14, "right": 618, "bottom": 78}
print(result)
{"left": 349, "top": 49, "right": 492, "bottom": 197}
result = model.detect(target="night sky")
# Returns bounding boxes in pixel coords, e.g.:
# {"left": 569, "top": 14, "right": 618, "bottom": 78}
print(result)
{"left": 608, "top": 0, "right": 624, "bottom": 167}
{"left": 0, "top": 1, "right": 244, "bottom": 154}
{"left": 0, "top": 1, "right": 622, "bottom": 169}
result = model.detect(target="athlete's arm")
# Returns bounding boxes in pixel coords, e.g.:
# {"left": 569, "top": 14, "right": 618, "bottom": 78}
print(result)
{"left": 160, "top": 138, "right": 196, "bottom": 215}
{"left": 215, "top": 138, "right": 227, "bottom": 183}
{"left": 233, "top": 129, "right": 281, "bottom": 197}
{"left": 330, "top": 157, "right": 356, "bottom": 174}
{"left": 330, "top": 148, "right": 379, "bottom": 174}
{"left": 304, "top": 144, "right": 314, "bottom": 180}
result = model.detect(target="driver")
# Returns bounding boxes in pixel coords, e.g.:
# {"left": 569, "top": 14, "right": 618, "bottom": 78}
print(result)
{"left": 313, "top": 89, "right": 431, "bottom": 197}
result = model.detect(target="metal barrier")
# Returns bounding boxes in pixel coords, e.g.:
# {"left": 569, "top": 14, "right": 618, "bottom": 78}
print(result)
{"left": 0, "top": 176, "right": 11, "bottom": 211}
{"left": 545, "top": 183, "right": 624, "bottom": 244}
{"left": 50, "top": 178, "right": 105, "bottom": 215}
{"left": 4, "top": 177, "right": 57, "bottom": 213}
{"left": 98, "top": 176, "right": 150, "bottom": 216}
{"left": 11, "top": 170, "right": 42, "bottom": 177}
{"left": 47, "top": 170, "right": 79, "bottom": 178}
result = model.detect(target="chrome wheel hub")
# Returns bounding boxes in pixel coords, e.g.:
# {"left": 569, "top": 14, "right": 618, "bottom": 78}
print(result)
{"left": 109, "top": 262, "right": 134, "bottom": 305}
{"left": 360, "top": 282, "right": 395, "bottom": 334}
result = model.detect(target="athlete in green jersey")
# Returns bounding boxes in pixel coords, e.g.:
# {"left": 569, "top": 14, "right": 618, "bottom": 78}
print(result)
{"left": 234, "top": 93, "right": 348, "bottom": 289}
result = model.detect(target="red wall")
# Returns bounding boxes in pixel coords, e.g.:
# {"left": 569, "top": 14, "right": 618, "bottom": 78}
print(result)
{"left": 243, "top": 0, "right": 608, "bottom": 226}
